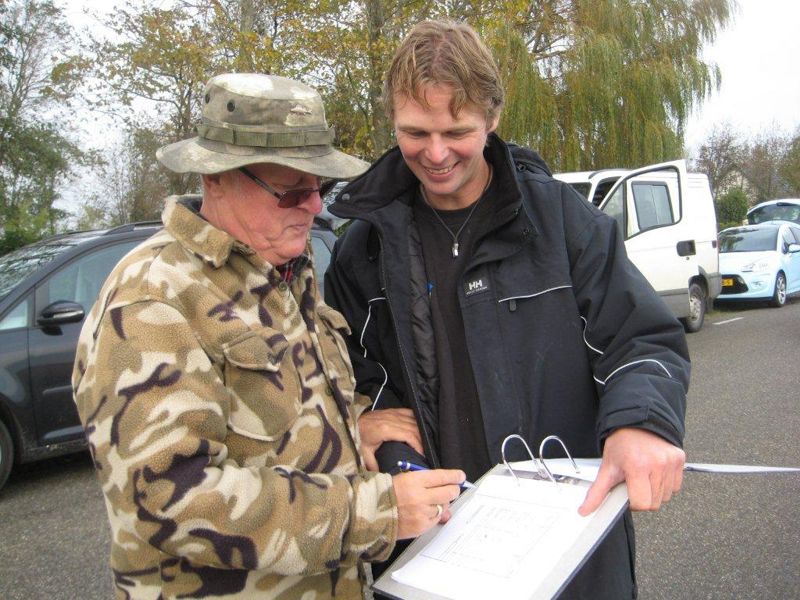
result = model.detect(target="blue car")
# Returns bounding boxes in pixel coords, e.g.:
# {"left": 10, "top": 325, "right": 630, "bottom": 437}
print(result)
{"left": 716, "top": 221, "right": 800, "bottom": 307}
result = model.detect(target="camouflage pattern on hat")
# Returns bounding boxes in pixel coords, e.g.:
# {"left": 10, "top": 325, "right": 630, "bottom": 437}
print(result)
{"left": 157, "top": 73, "right": 369, "bottom": 178}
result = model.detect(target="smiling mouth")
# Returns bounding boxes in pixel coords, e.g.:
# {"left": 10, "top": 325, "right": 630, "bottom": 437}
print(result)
{"left": 424, "top": 164, "right": 456, "bottom": 175}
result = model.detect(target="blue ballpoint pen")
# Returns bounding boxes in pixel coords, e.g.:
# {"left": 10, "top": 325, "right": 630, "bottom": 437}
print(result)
{"left": 396, "top": 460, "right": 476, "bottom": 489}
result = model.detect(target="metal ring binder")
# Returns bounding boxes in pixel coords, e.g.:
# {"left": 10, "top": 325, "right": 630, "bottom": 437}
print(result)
{"left": 501, "top": 434, "right": 581, "bottom": 486}
{"left": 539, "top": 435, "right": 581, "bottom": 475}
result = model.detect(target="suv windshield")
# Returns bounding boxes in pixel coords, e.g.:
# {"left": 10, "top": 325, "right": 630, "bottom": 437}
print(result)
{"left": 747, "top": 202, "right": 800, "bottom": 224}
{"left": 719, "top": 228, "right": 777, "bottom": 253}
{"left": 0, "top": 237, "right": 89, "bottom": 299}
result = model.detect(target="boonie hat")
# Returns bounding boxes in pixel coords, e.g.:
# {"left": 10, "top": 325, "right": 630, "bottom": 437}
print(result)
{"left": 156, "top": 73, "right": 368, "bottom": 178}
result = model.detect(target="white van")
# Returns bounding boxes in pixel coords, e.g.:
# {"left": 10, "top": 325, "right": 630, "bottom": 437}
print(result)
{"left": 555, "top": 160, "right": 721, "bottom": 332}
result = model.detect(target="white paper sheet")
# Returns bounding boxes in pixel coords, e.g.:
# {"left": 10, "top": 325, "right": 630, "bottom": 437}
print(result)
{"left": 390, "top": 475, "right": 597, "bottom": 600}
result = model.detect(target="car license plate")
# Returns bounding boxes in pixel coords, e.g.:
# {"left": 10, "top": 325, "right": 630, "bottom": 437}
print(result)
{"left": 722, "top": 278, "right": 734, "bottom": 287}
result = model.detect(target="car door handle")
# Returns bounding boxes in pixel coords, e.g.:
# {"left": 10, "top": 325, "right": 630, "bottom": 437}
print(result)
{"left": 676, "top": 240, "right": 696, "bottom": 257}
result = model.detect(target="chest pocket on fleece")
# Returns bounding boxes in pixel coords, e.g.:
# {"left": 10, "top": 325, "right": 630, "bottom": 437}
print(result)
{"left": 316, "top": 305, "right": 357, "bottom": 389}
{"left": 222, "top": 329, "right": 301, "bottom": 441}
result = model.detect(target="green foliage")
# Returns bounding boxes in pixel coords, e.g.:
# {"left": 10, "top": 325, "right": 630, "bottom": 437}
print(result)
{"left": 778, "top": 130, "right": 800, "bottom": 196}
{"left": 715, "top": 186, "right": 748, "bottom": 231}
{"left": 739, "top": 131, "right": 794, "bottom": 202}
{"left": 0, "top": 0, "right": 89, "bottom": 252}
{"left": 489, "top": 0, "right": 733, "bottom": 171}
{"left": 82, "top": 0, "right": 736, "bottom": 225}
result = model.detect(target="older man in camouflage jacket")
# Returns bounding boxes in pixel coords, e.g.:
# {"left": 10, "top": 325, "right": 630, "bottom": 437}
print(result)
{"left": 72, "top": 73, "right": 464, "bottom": 600}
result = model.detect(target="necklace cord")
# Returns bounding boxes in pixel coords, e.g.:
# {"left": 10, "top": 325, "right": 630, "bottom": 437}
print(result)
{"left": 420, "top": 164, "right": 493, "bottom": 257}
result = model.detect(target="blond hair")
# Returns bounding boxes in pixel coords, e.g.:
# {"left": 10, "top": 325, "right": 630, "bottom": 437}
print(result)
{"left": 382, "top": 20, "right": 504, "bottom": 124}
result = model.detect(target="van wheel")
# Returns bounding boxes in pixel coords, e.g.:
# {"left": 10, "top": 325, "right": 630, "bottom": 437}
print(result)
{"left": 0, "top": 420, "right": 13, "bottom": 491}
{"left": 682, "top": 282, "right": 706, "bottom": 333}
{"left": 771, "top": 273, "right": 787, "bottom": 307}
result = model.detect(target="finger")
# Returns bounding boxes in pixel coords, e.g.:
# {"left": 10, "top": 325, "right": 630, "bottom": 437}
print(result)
{"left": 361, "top": 450, "right": 378, "bottom": 472}
{"left": 625, "top": 469, "right": 654, "bottom": 511}
{"left": 648, "top": 469, "right": 665, "bottom": 510}
{"left": 659, "top": 456, "right": 684, "bottom": 504}
{"left": 428, "top": 484, "right": 462, "bottom": 507}
{"left": 672, "top": 459, "right": 684, "bottom": 493}
{"left": 360, "top": 411, "right": 424, "bottom": 455}
{"left": 439, "top": 505, "right": 453, "bottom": 524}
{"left": 390, "top": 429, "right": 424, "bottom": 455}
{"left": 579, "top": 467, "right": 615, "bottom": 516}
{"left": 412, "top": 468, "right": 467, "bottom": 488}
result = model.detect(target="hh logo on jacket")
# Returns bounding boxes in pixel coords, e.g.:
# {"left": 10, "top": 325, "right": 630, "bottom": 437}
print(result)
{"left": 464, "top": 277, "right": 489, "bottom": 297}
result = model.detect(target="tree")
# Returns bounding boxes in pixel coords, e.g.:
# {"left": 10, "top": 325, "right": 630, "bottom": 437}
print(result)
{"left": 85, "top": 0, "right": 735, "bottom": 225}
{"left": 715, "top": 186, "right": 748, "bottom": 230}
{"left": 86, "top": 0, "right": 303, "bottom": 208}
{"left": 692, "top": 123, "right": 744, "bottom": 196}
{"left": 777, "top": 128, "right": 800, "bottom": 197}
{"left": 0, "top": 0, "right": 88, "bottom": 252}
{"left": 485, "top": 0, "right": 735, "bottom": 171}
{"left": 740, "top": 130, "right": 792, "bottom": 202}
{"left": 74, "top": 125, "right": 178, "bottom": 230}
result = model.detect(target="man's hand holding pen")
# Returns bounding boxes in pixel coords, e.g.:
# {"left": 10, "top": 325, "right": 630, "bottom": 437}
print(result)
{"left": 392, "top": 468, "right": 466, "bottom": 539}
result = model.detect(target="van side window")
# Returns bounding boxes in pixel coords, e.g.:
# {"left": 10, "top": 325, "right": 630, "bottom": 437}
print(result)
{"left": 603, "top": 186, "right": 625, "bottom": 238}
{"left": 631, "top": 183, "right": 674, "bottom": 231}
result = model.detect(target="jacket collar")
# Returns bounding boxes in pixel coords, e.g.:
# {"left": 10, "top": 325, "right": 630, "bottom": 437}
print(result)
{"left": 331, "top": 134, "right": 542, "bottom": 261}
{"left": 330, "top": 133, "right": 523, "bottom": 219}
{"left": 163, "top": 195, "right": 240, "bottom": 268}
{"left": 162, "top": 195, "right": 310, "bottom": 279}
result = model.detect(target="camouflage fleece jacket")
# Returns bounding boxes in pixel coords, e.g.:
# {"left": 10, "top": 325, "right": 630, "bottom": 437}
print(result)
{"left": 72, "top": 196, "right": 398, "bottom": 600}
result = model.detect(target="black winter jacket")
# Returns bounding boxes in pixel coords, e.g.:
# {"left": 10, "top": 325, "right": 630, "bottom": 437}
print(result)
{"left": 324, "top": 135, "right": 690, "bottom": 599}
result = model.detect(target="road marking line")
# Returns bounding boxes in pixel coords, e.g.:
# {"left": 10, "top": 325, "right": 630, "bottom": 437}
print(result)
{"left": 713, "top": 317, "right": 744, "bottom": 325}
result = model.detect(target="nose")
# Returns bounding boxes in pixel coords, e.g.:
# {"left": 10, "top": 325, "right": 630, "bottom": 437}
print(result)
{"left": 299, "top": 189, "right": 323, "bottom": 215}
{"left": 425, "top": 134, "right": 448, "bottom": 164}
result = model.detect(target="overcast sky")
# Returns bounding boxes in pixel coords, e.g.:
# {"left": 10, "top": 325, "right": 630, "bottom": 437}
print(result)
{"left": 684, "top": 0, "right": 800, "bottom": 150}
{"left": 58, "top": 0, "right": 799, "bottom": 212}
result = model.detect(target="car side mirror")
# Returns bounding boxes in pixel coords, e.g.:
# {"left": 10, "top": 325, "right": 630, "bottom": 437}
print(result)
{"left": 37, "top": 300, "right": 86, "bottom": 327}
{"left": 788, "top": 243, "right": 800, "bottom": 254}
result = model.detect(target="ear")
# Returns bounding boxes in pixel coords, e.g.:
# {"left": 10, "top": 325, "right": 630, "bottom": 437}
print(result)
{"left": 487, "top": 114, "right": 500, "bottom": 134}
{"left": 201, "top": 173, "right": 226, "bottom": 199}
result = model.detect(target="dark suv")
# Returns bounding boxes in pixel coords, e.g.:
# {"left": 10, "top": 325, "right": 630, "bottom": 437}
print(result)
{"left": 0, "top": 218, "right": 339, "bottom": 490}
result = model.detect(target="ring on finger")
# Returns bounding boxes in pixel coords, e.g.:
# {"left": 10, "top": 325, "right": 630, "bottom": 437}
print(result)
{"left": 435, "top": 504, "right": 443, "bottom": 519}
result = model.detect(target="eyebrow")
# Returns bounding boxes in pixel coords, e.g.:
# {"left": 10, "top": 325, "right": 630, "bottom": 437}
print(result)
{"left": 396, "top": 125, "right": 477, "bottom": 135}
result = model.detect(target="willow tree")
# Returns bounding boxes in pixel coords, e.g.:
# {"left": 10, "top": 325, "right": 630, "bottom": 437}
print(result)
{"left": 486, "top": 0, "right": 735, "bottom": 170}
{"left": 87, "top": 0, "right": 735, "bottom": 224}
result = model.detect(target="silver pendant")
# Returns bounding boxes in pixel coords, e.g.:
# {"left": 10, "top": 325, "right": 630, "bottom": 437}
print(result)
{"left": 452, "top": 242, "right": 459, "bottom": 257}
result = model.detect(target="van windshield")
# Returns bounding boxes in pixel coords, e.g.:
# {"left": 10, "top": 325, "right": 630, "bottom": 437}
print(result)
{"left": 747, "top": 202, "right": 800, "bottom": 224}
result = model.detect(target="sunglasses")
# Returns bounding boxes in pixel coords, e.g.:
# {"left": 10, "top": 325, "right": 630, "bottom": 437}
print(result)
{"left": 239, "top": 167, "right": 321, "bottom": 208}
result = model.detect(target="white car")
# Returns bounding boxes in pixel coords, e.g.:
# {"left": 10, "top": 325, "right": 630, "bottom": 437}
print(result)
{"left": 716, "top": 221, "right": 800, "bottom": 307}
{"left": 746, "top": 199, "right": 800, "bottom": 225}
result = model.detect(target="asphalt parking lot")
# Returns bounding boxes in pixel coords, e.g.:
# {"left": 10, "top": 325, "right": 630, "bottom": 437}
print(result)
{"left": 0, "top": 300, "right": 798, "bottom": 599}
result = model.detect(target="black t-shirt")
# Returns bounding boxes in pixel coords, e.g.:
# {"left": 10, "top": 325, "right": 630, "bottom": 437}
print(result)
{"left": 412, "top": 180, "right": 498, "bottom": 482}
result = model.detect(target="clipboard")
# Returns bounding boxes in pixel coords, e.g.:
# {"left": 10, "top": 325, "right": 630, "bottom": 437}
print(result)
{"left": 373, "top": 435, "right": 629, "bottom": 600}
